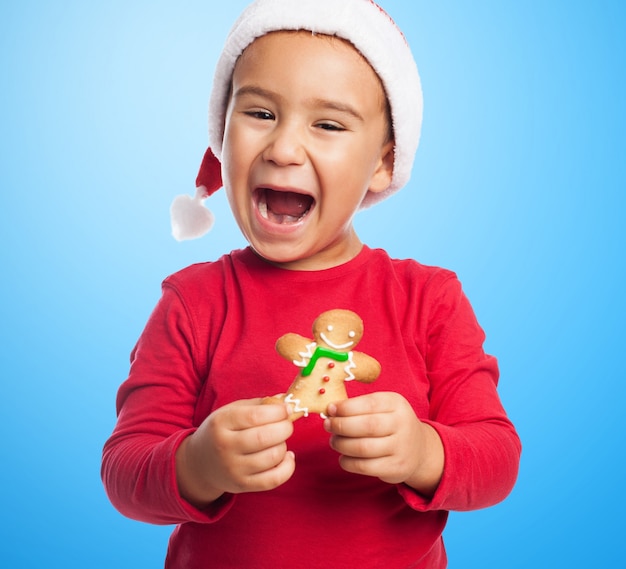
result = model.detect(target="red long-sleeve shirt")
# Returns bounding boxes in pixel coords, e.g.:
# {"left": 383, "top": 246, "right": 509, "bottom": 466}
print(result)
{"left": 102, "top": 246, "right": 520, "bottom": 568}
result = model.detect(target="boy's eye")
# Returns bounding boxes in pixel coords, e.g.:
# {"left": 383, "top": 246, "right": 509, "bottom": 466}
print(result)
{"left": 245, "top": 110, "right": 274, "bottom": 120}
{"left": 315, "top": 122, "right": 345, "bottom": 132}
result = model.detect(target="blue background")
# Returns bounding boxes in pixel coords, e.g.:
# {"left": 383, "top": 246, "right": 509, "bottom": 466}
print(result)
{"left": 1, "top": 1, "right": 624, "bottom": 566}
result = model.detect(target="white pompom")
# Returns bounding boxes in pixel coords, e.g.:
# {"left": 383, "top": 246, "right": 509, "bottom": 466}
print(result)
{"left": 170, "top": 186, "right": 215, "bottom": 241}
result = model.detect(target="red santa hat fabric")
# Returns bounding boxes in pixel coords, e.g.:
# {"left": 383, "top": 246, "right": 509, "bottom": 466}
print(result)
{"left": 171, "top": 0, "right": 422, "bottom": 241}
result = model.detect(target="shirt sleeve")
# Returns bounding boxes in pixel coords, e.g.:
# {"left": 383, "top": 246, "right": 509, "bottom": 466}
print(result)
{"left": 398, "top": 271, "right": 521, "bottom": 512}
{"left": 101, "top": 280, "right": 235, "bottom": 525}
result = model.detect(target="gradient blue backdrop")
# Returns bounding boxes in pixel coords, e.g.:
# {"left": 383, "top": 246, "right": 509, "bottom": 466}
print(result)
{"left": 1, "top": 1, "right": 624, "bottom": 567}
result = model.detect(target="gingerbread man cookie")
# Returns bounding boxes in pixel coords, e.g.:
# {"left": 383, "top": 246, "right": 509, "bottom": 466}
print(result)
{"left": 265, "top": 309, "right": 380, "bottom": 420}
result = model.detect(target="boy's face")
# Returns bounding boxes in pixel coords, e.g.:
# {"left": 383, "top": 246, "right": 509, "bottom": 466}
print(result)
{"left": 222, "top": 31, "right": 394, "bottom": 271}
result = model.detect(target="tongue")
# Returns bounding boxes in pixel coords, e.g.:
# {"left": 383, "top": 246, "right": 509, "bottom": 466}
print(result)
{"left": 265, "top": 189, "right": 313, "bottom": 218}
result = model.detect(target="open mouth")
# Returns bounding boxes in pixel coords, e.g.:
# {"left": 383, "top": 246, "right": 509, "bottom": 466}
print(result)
{"left": 257, "top": 188, "right": 314, "bottom": 224}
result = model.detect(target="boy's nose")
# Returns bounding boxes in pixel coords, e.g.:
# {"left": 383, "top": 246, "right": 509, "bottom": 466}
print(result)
{"left": 262, "top": 122, "right": 306, "bottom": 167}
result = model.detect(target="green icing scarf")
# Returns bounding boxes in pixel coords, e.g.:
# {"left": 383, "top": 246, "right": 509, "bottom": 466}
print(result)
{"left": 301, "top": 346, "right": 350, "bottom": 377}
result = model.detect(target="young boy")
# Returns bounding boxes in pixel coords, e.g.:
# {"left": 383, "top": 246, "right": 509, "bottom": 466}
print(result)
{"left": 102, "top": 1, "right": 521, "bottom": 567}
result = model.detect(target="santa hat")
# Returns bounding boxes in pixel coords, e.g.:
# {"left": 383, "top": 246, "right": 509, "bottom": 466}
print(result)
{"left": 171, "top": 0, "right": 422, "bottom": 241}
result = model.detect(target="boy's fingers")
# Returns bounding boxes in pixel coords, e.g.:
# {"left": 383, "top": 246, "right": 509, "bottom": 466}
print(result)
{"left": 213, "top": 399, "right": 292, "bottom": 432}
{"left": 264, "top": 449, "right": 297, "bottom": 490}
{"left": 325, "top": 412, "right": 394, "bottom": 439}
{"left": 330, "top": 433, "right": 390, "bottom": 459}
{"left": 237, "top": 421, "right": 294, "bottom": 455}
{"left": 242, "top": 449, "right": 296, "bottom": 493}
{"left": 330, "top": 392, "right": 396, "bottom": 417}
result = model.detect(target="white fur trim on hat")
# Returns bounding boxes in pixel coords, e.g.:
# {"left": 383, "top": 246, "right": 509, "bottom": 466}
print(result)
{"left": 208, "top": 0, "right": 423, "bottom": 209}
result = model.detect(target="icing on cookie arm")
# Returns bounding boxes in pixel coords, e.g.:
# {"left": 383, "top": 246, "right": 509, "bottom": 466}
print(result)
{"left": 293, "top": 342, "right": 317, "bottom": 369}
{"left": 350, "top": 351, "right": 381, "bottom": 383}
{"left": 275, "top": 333, "right": 313, "bottom": 362}
{"left": 343, "top": 352, "right": 356, "bottom": 381}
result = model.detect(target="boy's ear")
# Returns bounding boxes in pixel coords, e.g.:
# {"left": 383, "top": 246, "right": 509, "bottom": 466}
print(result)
{"left": 368, "top": 140, "right": 395, "bottom": 194}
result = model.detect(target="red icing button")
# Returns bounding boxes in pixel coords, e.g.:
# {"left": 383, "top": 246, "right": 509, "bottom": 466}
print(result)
{"left": 319, "top": 388, "right": 326, "bottom": 395}
{"left": 323, "top": 376, "right": 330, "bottom": 382}
{"left": 328, "top": 362, "right": 335, "bottom": 369}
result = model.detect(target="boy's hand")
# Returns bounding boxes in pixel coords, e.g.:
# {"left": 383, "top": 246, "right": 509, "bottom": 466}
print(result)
{"left": 176, "top": 398, "right": 295, "bottom": 508}
{"left": 323, "top": 392, "right": 444, "bottom": 497}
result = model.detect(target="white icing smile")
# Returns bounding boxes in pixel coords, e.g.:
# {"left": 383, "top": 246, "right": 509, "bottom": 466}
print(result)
{"left": 320, "top": 333, "right": 354, "bottom": 350}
